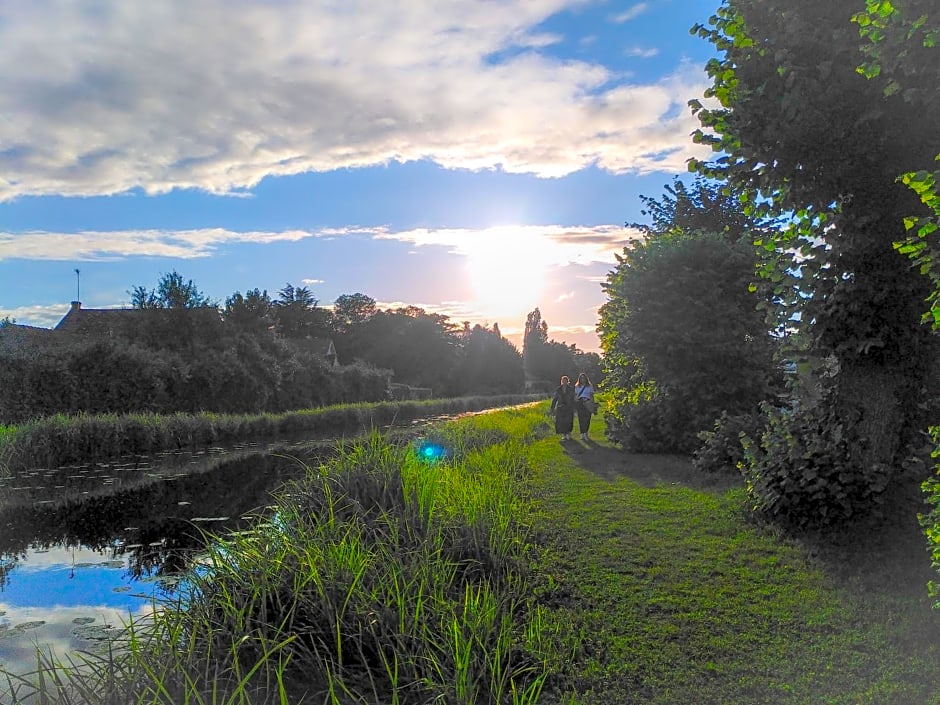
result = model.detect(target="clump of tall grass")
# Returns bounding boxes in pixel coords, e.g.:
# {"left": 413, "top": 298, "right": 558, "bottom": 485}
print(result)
{"left": 0, "top": 423, "right": 14, "bottom": 478}
{"left": 3, "top": 410, "right": 551, "bottom": 704}
{"left": 187, "top": 430, "right": 548, "bottom": 703}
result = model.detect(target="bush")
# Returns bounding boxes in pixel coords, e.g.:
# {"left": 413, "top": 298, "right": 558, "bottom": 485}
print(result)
{"left": 607, "top": 386, "right": 715, "bottom": 455}
{"left": 693, "top": 410, "right": 767, "bottom": 474}
{"left": 740, "top": 400, "right": 892, "bottom": 528}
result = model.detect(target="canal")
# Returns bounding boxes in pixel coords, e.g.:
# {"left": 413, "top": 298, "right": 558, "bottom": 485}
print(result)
{"left": 0, "top": 415, "right": 458, "bottom": 681}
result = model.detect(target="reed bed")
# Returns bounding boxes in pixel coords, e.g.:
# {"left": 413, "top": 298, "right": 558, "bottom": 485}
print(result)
{"left": 0, "top": 394, "right": 541, "bottom": 476}
{"left": 2, "top": 407, "right": 553, "bottom": 704}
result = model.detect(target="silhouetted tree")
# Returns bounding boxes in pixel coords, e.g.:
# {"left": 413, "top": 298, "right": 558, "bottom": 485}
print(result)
{"left": 332, "top": 292, "right": 378, "bottom": 333}
{"left": 129, "top": 270, "right": 214, "bottom": 309}
{"left": 454, "top": 324, "right": 524, "bottom": 395}
{"left": 272, "top": 283, "right": 331, "bottom": 339}
{"left": 522, "top": 308, "right": 578, "bottom": 386}
{"left": 223, "top": 289, "right": 274, "bottom": 335}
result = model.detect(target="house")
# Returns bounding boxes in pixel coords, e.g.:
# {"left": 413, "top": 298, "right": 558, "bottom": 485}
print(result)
{"left": 56, "top": 301, "right": 143, "bottom": 337}
{"left": 54, "top": 300, "right": 221, "bottom": 339}
{"left": 305, "top": 336, "right": 340, "bottom": 368}
{"left": 0, "top": 322, "right": 57, "bottom": 353}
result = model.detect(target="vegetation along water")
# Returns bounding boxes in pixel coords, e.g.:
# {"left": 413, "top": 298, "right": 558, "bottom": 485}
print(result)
{"left": 2, "top": 403, "right": 937, "bottom": 704}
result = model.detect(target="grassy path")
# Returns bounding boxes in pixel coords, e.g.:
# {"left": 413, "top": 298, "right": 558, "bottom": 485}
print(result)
{"left": 525, "top": 413, "right": 940, "bottom": 704}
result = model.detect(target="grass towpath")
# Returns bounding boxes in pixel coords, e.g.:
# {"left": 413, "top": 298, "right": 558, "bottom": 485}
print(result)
{"left": 525, "top": 413, "right": 940, "bottom": 705}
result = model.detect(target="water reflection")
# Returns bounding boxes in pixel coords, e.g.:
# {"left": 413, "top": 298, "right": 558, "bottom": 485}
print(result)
{"left": 0, "top": 442, "right": 330, "bottom": 680}
{"left": 0, "top": 406, "right": 506, "bottom": 682}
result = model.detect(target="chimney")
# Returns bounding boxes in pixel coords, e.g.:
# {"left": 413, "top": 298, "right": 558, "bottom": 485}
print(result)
{"left": 70, "top": 301, "right": 81, "bottom": 312}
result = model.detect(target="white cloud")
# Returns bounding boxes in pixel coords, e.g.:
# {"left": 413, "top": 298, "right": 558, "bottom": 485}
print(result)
{"left": 373, "top": 224, "right": 643, "bottom": 266}
{"left": 0, "top": 223, "right": 639, "bottom": 351}
{"left": 0, "top": 0, "right": 709, "bottom": 201}
{"left": 0, "top": 228, "right": 322, "bottom": 261}
{"left": 610, "top": 3, "right": 649, "bottom": 23}
{"left": 625, "top": 47, "right": 659, "bottom": 58}
{"left": 0, "top": 303, "right": 73, "bottom": 329}
{"left": 0, "top": 224, "right": 643, "bottom": 265}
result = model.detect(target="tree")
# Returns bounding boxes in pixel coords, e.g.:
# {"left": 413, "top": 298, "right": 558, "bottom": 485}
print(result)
{"left": 690, "top": 0, "right": 940, "bottom": 517}
{"left": 223, "top": 289, "right": 274, "bottom": 335}
{"left": 126, "top": 271, "right": 220, "bottom": 352}
{"left": 600, "top": 179, "right": 780, "bottom": 453}
{"left": 632, "top": 176, "right": 762, "bottom": 240}
{"left": 853, "top": 1, "right": 940, "bottom": 326}
{"left": 129, "top": 270, "right": 214, "bottom": 309}
{"left": 332, "top": 293, "right": 378, "bottom": 333}
{"left": 522, "top": 307, "right": 585, "bottom": 388}
{"left": 453, "top": 324, "right": 525, "bottom": 395}
{"left": 522, "top": 308, "right": 551, "bottom": 383}
{"left": 272, "top": 283, "right": 331, "bottom": 339}
{"left": 335, "top": 305, "right": 462, "bottom": 393}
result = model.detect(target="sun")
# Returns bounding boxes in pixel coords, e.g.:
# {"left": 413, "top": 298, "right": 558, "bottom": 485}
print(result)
{"left": 464, "top": 228, "right": 546, "bottom": 320}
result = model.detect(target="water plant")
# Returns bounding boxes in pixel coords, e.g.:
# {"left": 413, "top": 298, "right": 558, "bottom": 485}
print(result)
{"left": 1, "top": 406, "right": 551, "bottom": 704}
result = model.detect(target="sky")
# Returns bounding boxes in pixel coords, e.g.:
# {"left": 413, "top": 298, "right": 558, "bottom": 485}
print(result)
{"left": 0, "top": 0, "right": 719, "bottom": 354}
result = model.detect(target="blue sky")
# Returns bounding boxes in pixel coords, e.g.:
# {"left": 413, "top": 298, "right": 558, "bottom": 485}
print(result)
{"left": 0, "top": 0, "right": 718, "bottom": 353}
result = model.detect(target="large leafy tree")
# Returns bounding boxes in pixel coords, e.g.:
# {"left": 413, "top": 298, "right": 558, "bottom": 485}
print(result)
{"left": 853, "top": 0, "right": 940, "bottom": 325}
{"left": 223, "top": 288, "right": 274, "bottom": 335}
{"left": 339, "top": 306, "right": 462, "bottom": 393}
{"left": 130, "top": 270, "right": 214, "bottom": 310}
{"left": 272, "top": 283, "right": 331, "bottom": 339}
{"left": 599, "top": 178, "right": 780, "bottom": 453}
{"left": 690, "top": 0, "right": 940, "bottom": 475}
{"left": 332, "top": 292, "right": 378, "bottom": 333}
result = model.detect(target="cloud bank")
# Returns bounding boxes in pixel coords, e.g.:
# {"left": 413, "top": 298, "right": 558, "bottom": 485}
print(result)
{"left": 0, "top": 224, "right": 642, "bottom": 264}
{"left": 0, "top": 0, "right": 709, "bottom": 201}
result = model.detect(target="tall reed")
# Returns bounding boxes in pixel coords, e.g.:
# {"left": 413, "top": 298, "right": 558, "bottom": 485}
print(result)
{"left": 2, "top": 405, "right": 553, "bottom": 704}
{"left": 0, "top": 394, "right": 542, "bottom": 475}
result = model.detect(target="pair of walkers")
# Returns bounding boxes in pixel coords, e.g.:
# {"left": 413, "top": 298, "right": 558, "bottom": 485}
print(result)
{"left": 550, "top": 373, "right": 596, "bottom": 441}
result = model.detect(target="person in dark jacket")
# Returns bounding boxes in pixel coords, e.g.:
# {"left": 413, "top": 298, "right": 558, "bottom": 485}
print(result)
{"left": 550, "top": 375, "right": 576, "bottom": 440}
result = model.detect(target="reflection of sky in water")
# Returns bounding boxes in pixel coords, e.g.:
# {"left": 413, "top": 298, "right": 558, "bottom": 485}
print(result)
{"left": 0, "top": 545, "right": 161, "bottom": 681}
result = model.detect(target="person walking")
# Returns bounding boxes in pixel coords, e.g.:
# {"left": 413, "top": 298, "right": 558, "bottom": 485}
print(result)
{"left": 574, "top": 372, "right": 596, "bottom": 440}
{"left": 550, "top": 375, "right": 576, "bottom": 440}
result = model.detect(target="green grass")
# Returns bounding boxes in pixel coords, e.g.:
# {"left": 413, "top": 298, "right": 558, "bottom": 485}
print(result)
{"left": 4, "top": 402, "right": 938, "bottom": 704}
{"left": 525, "top": 408, "right": 940, "bottom": 704}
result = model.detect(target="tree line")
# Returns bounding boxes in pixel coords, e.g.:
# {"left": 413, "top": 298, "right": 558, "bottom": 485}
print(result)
{"left": 599, "top": 0, "right": 939, "bottom": 538}
{"left": 0, "top": 276, "right": 600, "bottom": 423}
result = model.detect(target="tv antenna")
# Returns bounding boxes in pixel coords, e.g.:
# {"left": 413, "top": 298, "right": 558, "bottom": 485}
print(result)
{"left": 75, "top": 268, "right": 81, "bottom": 302}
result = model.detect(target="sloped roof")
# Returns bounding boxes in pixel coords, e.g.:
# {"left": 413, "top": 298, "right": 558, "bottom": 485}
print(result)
{"left": 55, "top": 306, "right": 142, "bottom": 336}
{"left": 0, "top": 323, "right": 56, "bottom": 352}
{"left": 54, "top": 302, "right": 221, "bottom": 338}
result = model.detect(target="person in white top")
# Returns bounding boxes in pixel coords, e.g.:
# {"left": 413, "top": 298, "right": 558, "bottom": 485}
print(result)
{"left": 574, "top": 372, "right": 596, "bottom": 441}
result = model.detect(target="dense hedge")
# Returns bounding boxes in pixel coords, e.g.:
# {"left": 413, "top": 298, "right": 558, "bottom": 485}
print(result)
{"left": 0, "top": 339, "right": 391, "bottom": 423}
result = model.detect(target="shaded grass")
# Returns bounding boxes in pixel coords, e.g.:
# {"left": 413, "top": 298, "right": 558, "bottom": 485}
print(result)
{"left": 526, "top": 408, "right": 940, "bottom": 704}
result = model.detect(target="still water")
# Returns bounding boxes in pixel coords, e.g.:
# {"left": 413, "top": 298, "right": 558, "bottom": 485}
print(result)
{"left": 0, "top": 405, "right": 517, "bottom": 682}
{"left": 0, "top": 436, "right": 337, "bottom": 679}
